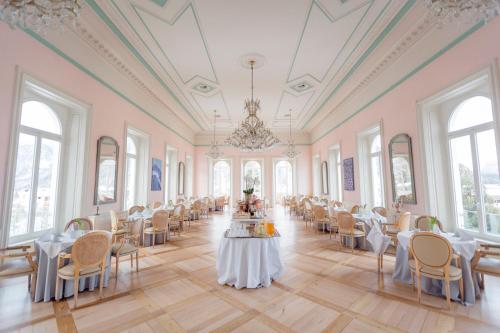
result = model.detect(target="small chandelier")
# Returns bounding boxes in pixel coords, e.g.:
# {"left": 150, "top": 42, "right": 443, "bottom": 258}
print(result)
{"left": 425, "top": 0, "right": 500, "bottom": 25}
{"left": 283, "top": 110, "right": 300, "bottom": 160}
{"left": 205, "top": 109, "right": 224, "bottom": 159}
{"left": 0, "top": 0, "right": 84, "bottom": 33}
{"left": 225, "top": 59, "right": 279, "bottom": 152}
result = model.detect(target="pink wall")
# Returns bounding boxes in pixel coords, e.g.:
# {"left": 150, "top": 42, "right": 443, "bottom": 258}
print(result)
{"left": 0, "top": 24, "right": 194, "bottom": 218}
{"left": 311, "top": 18, "right": 500, "bottom": 215}
{"left": 194, "top": 145, "right": 312, "bottom": 204}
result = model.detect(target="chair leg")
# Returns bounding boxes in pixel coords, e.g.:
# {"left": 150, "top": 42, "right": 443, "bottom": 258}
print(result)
{"left": 31, "top": 272, "right": 37, "bottom": 301}
{"left": 55, "top": 275, "right": 60, "bottom": 301}
{"left": 416, "top": 273, "right": 422, "bottom": 304}
{"left": 459, "top": 277, "right": 464, "bottom": 302}
{"left": 115, "top": 256, "right": 120, "bottom": 280}
{"left": 480, "top": 273, "right": 485, "bottom": 289}
{"left": 351, "top": 237, "right": 354, "bottom": 253}
{"left": 130, "top": 254, "right": 133, "bottom": 268}
{"left": 136, "top": 252, "right": 139, "bottom": 272}
{"left": 73, "top": 274, "right": 79, "bottom": 309}
{"left": 445, "top": 279, "right": 451, "bottom": 310}
{"left": 152, "top": 232, "right": 156, "bottom": 248}
{"left": 99, "top": 267, "right": 105, "bottom": 298}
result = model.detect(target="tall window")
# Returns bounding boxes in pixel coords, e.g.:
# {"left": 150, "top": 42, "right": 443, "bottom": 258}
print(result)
{"left": 124, "top": 136, "right": 138, "bottom": 209}
{"left": 448, "top": 96, "right": 500, "bottom": 236}
{"left": 9, "top": 101, "right": 62, "bottom": 239}
{"left": 243, "top": 161, "right": 262, "bottom": 198}
{"left": 275, "top": 160, "right": 293, "bottom": 205}
{"left": 213, "top": 160, "right": 231, "bottom": 197}
{"left": 370, "top": 134, "right": 384, "bottom": 206}
{"left": 328, "top": 147, "right": 342, "bottom": 201}
{"left": 165, "top": 147, "right": 177, "bottom": 203}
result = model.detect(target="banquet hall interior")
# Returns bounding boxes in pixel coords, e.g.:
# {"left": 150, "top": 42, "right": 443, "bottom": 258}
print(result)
{"left": 2, "top": 0, "right": 500, "bottom": 332}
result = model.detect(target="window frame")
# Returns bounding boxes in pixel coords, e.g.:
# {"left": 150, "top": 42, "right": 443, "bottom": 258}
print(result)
{"left": 328, "top": 145, "right": 342, "bottom": 201}
{"left": 211, "top": 159, "right": 232, "bottom": 198}
{"left": 272, "top": 158, "right": 296, "bottom": 207}
{"left": 241, "top": 158, "right": 265, "bottom": 200}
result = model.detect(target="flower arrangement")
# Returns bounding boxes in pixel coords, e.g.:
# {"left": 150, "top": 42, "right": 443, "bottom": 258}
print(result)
{"left": 429, "top": 216, "right": 439, "bottom": 232}
{"left": 243, "top": 175, "right": 258, "bottom": 196}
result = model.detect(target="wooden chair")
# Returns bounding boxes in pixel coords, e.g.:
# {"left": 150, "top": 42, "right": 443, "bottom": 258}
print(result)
{"left": 111, "top": 219, "right": 140, "bottom": 279}
{"left": 337, "top": 211, "right": 366, "bottom": 253}
{"left": 312, "top": 205, "right": 334, "bottom": 238}
{"left": 303, "top": 199, "right": 313, "bottom": 228}
{"left": 64, "top": 218, "right": 94, "bottom": 232}
{"left": 190, "top": 199, "right": 202, "bottom": 222}
{"left": 110, "top": 210, "right": 129, "bottom": 243}
{"left": 128, "top": 205, "right": 144, "bottom": 215}
{"left": 200, "top": 197, "right": 210, "bottom": 218}
{"left": 152, "top": 202, "right": 162, "bottom": 209}
{"left": 169, "top": 204, "right": 185, "bottom": 237}
{"left": 289, "top": 197, "right": 298, "bottom": 216}
{"left": 215, "top": 197, "right": 225, "bottom": 211}
{"left": 385, "top": 212, "right": 411, "bottom": 246}
{"left": 414, "top": 215, "right": 444, "bottom": 232}
{"left": 350, "top": 205, "right": 361, "bottom": 214}
{"left": 0, "top": 245, "right": 38, "bottom": 299}
{"left": 409, "top": 232, "right": 463, "bottom": 309}
{"left": 142, "top": 210, "right": 169, "bottom": 248}
{"left": 55, "top": 231, "right": 111, "bottom": 308}
{"left": 471, "top": 243, "right": 500, "bottom": 290}
{"left": 331, "top": 200, "right": 343, "bottom": 208}
{"left": 372, "top": 206, "right": 387, "bottom": 217}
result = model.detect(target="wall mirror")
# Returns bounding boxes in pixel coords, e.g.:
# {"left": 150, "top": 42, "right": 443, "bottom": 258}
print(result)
{"left": 178, "top": 161, "right": 185, "bottom": 195}
{"left": 321, "top": 161, "right": 329, "bottom": 195}
{"left": 94, "top": 136, "right": 119, "bottom": 205}
{"left": 389, "top": 133, "right": 416, "bottom": 203}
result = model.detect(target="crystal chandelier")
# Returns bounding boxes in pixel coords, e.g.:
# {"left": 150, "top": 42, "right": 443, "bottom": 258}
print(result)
{"left": 425, "top": 0, "right": 500, "bottom": 25}
{"left": 0, "top": 0, "right": 83, "bottom": 33}
{"left": 225, "top": 60, "right": 279, "bottom": 152}
{"left": 283, "top": 110, "right": 300, "bottom": 160}
{"left": 205, "top": 109, "right": 224, "bottom": 160}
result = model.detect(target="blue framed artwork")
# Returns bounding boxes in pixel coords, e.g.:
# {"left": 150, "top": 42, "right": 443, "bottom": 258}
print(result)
{"left": 151, "top": 158, "right": 162, "bottom": 191}
{"left": 343, "top": 157, "right": 355, "bottom": 191}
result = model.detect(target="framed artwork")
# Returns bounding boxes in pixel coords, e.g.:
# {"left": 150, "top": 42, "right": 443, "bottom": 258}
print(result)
{"left": 151, "top": 158, "right": 162, "bottom": 191}
{"left": 343, "top": 157, "right": 355, "bottom": 191}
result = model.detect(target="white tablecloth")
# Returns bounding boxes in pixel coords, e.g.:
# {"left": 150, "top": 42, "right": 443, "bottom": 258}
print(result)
{"left": 216, "top": 234, "right": 284, "bottom": 289}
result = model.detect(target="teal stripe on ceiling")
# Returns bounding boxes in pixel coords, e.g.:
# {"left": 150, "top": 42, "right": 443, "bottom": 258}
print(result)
{"left": 311, "top": 21, "right": 485, "bottom": 144}
{"left": 21, "top": 28, "right": 194, "bottom": 145}
{"left": 85, "top": 0, "right": 203, "bottom": 130}
{"left": 151, "top": 0, "right": 167, "bottom": 7}
{"left": 302, "top": 0, "right": 416, "bottom": 129}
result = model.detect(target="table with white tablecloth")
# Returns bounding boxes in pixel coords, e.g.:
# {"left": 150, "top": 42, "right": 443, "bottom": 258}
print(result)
{"left": 393, "top": 230, "right": 479, "bottom": 304}
{"left": 34, "top": 231, "right": 111, "bottom": 302}
{"left": 216, "top": 233, "right": 284, "bottom": 289}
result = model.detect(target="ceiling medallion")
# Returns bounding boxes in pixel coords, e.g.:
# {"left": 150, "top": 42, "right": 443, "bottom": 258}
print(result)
{"left": 0, "top": 0, "right": 84, "bottom": 33}
{"left": 283, "top": 110, "right": 300, "bottom": 160}
{"left": 206, "top": 109, "right": 224, "bottom": 159}
{"left": 425, "top": 0, "right": 500, "bottom": 25}
{"left": 225, "top": 58, "right": 279, "bottom": 152}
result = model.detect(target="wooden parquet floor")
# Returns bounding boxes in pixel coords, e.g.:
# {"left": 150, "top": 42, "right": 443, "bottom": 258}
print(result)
{"left": 1, "top": 209, "right": 499, "bottom": 333}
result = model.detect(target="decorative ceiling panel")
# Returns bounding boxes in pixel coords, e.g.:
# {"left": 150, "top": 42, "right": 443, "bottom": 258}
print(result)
{"left": 86, "top": 0, "right": 413, "bottom": 133}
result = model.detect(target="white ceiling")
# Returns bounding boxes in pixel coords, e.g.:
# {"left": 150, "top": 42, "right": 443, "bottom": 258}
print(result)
{"left": 92, "top": 0, "right": 408, "bottom": 132}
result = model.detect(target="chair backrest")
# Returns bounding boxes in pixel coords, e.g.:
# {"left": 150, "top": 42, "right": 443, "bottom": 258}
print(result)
{"left": 313, "top": 205, "right": 327, "bottom": 220}
{"left": 71, "top": 231, "right": 110, "bottom": 269}
{"left": 152, "top": 210, "right": 170, "bottom": 229}
{"left": 398, "top": 212, "right": 411, "bottom": 231}
{"left": 215, "top": 197, "right": 225, "bottom": 206}
{"left": 415, "top": 215, "right": 444, "bottom": 232}
{"left": 410, "top": 232, "right": 452, "bottom": 269}
{"left": 109, "top": 210, "right": 122, "bottom": 232}
{"left": 372, "top": 206, "right": 387, "bottom": 217}
{"left": 192, "top": 200, "right": 202, "bottom": 210}
{"left": 331, "top": 200, "right": 342, "bottom": 208}
{"left": 350, "top": 205, "right": 360, "bottom": 214}
{"left": 152, "top": 202, "right": 162, "bottom": 209}
{"left": 337, "top": 212, "right": 355, "bottom": 234}
{"left": 64, "top": 218, "right": 94, "bottom": 232}
{"left": 172, "top": 204, "right": 185, "bottom": 220}
{"left": 128, "top": 205, "right": 144, "bottom": 215}
{"left": 304, "top": 199, "right": 312, "bottom": 210}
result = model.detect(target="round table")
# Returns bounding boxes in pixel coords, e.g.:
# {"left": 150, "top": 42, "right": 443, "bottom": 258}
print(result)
{"left": 216, "top": 233, "right": 283, "bottom": 289}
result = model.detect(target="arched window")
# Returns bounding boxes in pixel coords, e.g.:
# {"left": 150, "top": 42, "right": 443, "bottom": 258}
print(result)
{"left": 370, "top": 134, "right": 384, "bottom": 207}
{"left": 275, "top": 160, "right": 293, "bottom": 205}
{"left": 9, "top": 100, "right": 62, "bottom": 238}
{"left": 124, "top": 135, "right": 138, "bottom": 209}
{"left": 213, "top": 161, "right": 231, "bottom": 197}
{"left": 448, "top": 96, "right": 500, "bottom": 235}
{"left": 243, "top": 161, "right": 262, "bottom": 198}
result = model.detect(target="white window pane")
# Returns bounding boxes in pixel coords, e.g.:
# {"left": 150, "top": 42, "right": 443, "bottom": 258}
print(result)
{"left": 477, "top": 129, "right": 500, "bottom": 235}
{"left": 450, "top": 135, "right": 479, "bottom": 231}
{"left": 244, "top": 161, "right": 262, "bottom": 198}
{"left": 34, "top": 138, "right": 60, "bottom": 232}
{"left": 214, "top": 161, "right": 230, "bottom": 197}
{"left": 370, "top": 134, "right": 381, "bottom": 153}
{"left": 127, "top": 136, "right": 137, "bottom": 155}
{"left": 275, "top": 161, "right": 292, "bottom": 204}
{"left": 371, "top": 155, "right": 383, "bottom": 206}
{"left": 9, "top": 133, "right": 36, "bottom": 237}
{"left": 20, "top": 101, "right": 61, "bottom": 135}
{"left": 449, "top": 96, "right": 493, "bottom": 132}
{"left": 126, "top": 157, "right": 137, "bottom": 208}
